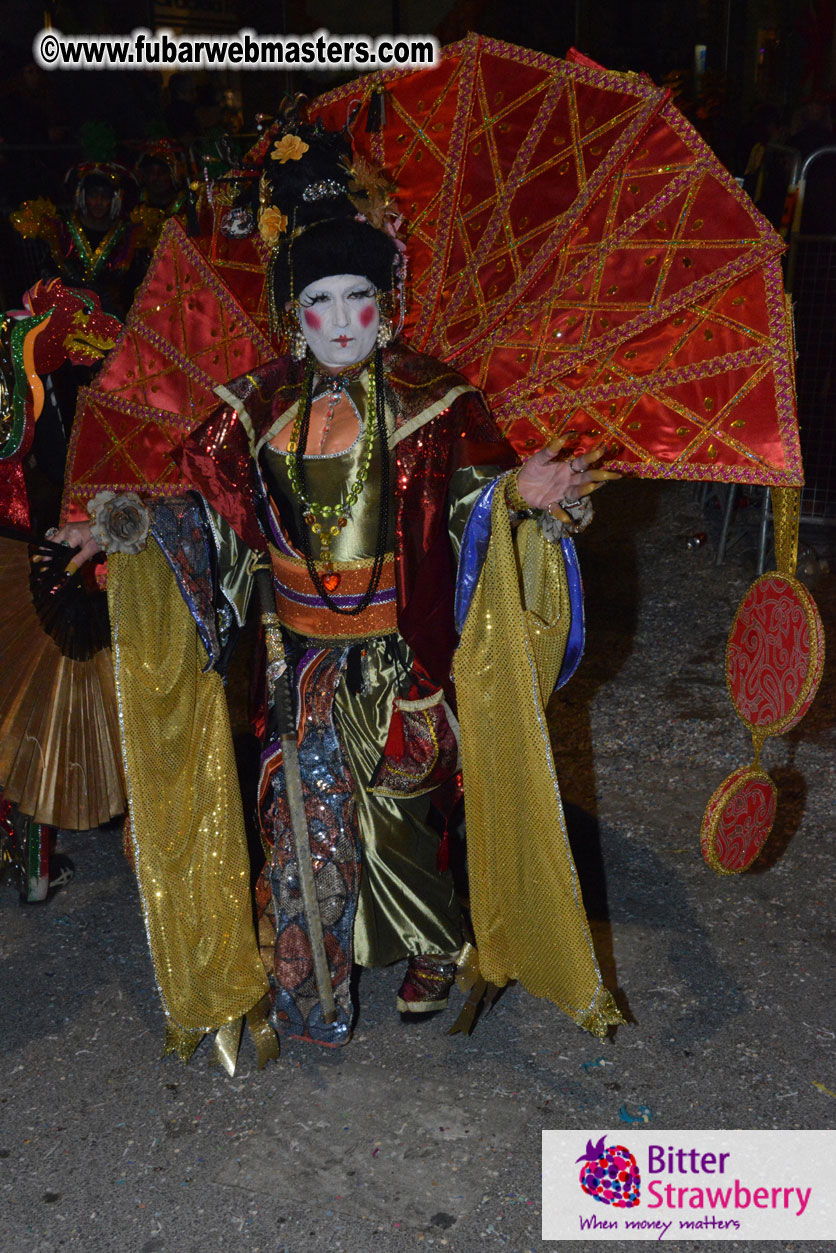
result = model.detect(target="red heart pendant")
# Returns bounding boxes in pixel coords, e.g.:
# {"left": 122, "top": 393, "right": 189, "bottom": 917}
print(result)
{"left": 322, "top": 572, "right": 341, "bottom": 593}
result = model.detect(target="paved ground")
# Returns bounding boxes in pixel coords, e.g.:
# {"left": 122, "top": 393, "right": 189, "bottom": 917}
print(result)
{"left": 2, "top": 479, "right": 834, "bottom": 1253}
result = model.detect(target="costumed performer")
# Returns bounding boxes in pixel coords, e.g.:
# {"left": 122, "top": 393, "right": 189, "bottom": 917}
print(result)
{"left": 10, "top": 164, "right": 148, "bottom": 528}
{"left": 131, "top": 142, "right": 193, "bottom": 251}
{"left": 54, "top": 120, "right": 622, "bottom": 1066}
{"left": 12, "top": 162, "right": 149, "bottom": 320}
{"left": 0, "top": 282, "right": 122, "bottom": 903}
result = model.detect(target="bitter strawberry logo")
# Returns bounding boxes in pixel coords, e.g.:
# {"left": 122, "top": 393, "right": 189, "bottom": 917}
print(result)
{"left": 577, "top": 1136, "right": 641, "bottom": 1207}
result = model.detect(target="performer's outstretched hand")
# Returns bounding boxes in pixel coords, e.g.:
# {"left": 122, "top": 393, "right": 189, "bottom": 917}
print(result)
{"left": 516, "top": 434, "right": 621, "bottom": 523}
{"left": 47, "top": 522, "right": 100, "bottom": 575}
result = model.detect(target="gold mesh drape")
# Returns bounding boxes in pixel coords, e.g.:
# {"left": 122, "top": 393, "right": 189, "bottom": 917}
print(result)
{"left": 109, "top": 542, "right": 269, "bottom": 1034}
{"left": 454, "top": 494, "right": 623, "bottom": 1037}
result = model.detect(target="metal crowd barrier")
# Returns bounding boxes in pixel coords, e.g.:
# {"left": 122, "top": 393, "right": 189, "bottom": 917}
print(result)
{"left": 713, "top": 144, "right": 836, "bottom": 569}
{"left": 786, "top": 146, "right": 836, "bottom": 524}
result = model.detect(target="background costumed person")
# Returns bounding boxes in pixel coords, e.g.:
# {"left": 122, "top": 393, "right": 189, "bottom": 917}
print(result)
{"left": 10, "top": 163, "right": 148, "bottom": 532}
{"left": 0, "top": 279, "right": 122, "bottom": 903}
{"left": 131, "top": 141, "right": 192, "bottom": 251}
{"left": 53, "top": 119, "right": 622, "bottom": 1067}
{"left": 12, "top": 162, "right": 149, "bottom": 320}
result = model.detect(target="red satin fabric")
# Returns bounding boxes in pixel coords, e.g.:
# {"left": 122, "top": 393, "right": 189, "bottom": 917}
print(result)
{"left": 174, "top": 346, "right": 516, "bottom": 694}
{"left": 65, "top": 39, "right": 802, "bottom": 527}
{"left": 173, "top": 403, "right": 265, "bottom": 552}
{"left": 394, "top": 394, "right": 516, "bottom": 692}
{"left": 312, "top": 36, "right": 802, "bottom": 485}
{"left": 62, "top": 220, "right": 274, "bottom": 523}
{"left": 0, "top": 461, "right": 31, "bottom": 531}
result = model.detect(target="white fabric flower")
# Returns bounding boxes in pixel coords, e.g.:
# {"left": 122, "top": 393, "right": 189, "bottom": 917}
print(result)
{"left": 87, "top": 491, "right": 151, "bottom": 554}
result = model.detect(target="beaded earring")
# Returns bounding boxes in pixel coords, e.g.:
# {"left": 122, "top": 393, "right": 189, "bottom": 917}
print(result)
{"left": 291, "top": 311, "right": 308, "bottom": 361}
{"left": 286, "top": 226, "right": 308, "bottom": 360}
{"left": 376, "top": 316, "right": 393, "bottom": 348}
{"left": 375, "top": 289, "right": 394, "bottom": 348}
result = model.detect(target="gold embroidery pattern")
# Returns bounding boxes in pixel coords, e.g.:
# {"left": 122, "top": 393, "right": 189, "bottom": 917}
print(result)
{"left": 313, "top": 36, "right": 802, "bottom": 486}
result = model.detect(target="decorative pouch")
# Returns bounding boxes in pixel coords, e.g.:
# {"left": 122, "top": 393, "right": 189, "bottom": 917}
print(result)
{"left": 369, "top": 666, "right": 460, "bottom": 799}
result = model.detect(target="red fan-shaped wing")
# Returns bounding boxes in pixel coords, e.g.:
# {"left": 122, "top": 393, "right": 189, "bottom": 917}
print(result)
{"left": 62, "top": 219, "right": 272, "bottom": 521}
{"left": 312, "top": 36, "right": 801, "bottom": 485}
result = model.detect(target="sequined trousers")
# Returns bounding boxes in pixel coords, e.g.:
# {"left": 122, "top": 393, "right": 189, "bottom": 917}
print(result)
{"left": 259, "top": 636, "right": 462, "bottom": 1047}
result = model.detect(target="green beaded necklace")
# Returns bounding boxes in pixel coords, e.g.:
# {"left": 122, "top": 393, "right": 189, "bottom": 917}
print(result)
{"left": 286, "top": 353, "right": 389, "bottom": 608}
{"left": 286, "top": 357, "right": 377, "bottom": 573}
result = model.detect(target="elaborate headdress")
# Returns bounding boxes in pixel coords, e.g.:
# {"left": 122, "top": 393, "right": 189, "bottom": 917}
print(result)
{"left": 134, "top": 140, "right": 187, "bottom": 190}
{"left": 253, "top": 109, "right": 404, "bottom": 338}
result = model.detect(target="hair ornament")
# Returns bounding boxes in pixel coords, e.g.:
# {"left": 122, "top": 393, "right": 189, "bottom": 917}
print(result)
{"left": 302, "top": 179, "right": 344, "bottom": 203}
{"left": 254, "top": 103, "right": 403, "bottom": 321}
{"left": 342, "top": 153, "right": 397, "bottom": 230}
{"left": 258, "top": 170, "right": 272, "bottom": 210}
{"left": 258, "top": 206, "right": 288, "bottom": 248}
{"left": 271, "top": 134, "right": 310, "bottom": 163}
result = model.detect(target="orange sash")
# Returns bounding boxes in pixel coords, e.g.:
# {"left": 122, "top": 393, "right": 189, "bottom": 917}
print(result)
{"left": 270, "top": 545, "right": 397, "bottom": 640}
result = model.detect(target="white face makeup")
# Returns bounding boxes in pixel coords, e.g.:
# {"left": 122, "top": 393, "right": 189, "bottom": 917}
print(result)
{"left": 296, "top": 273, "right": 379, "bottom": 370}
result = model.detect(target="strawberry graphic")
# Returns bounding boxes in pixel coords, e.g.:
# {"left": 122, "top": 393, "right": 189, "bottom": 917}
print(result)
{"left": 577, "top": 1136, "right": 641, "bottom": 1207}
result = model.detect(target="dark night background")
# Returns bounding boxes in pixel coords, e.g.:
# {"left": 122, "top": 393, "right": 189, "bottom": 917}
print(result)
{"left": 0, "top": 1, "right": 830, "bottom": 202}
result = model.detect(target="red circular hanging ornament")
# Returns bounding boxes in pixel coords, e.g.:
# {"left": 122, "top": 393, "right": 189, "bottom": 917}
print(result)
{"left": 700, "top": 765, "right": 778, "bottom": 874}
{"left": 725, "top": 573, "right": 824, "bottom": 737}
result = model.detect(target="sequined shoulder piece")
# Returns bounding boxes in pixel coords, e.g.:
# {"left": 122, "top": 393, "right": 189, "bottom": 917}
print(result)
{"left": 216, "top": 345, "right": 483, "bottom": 450}
{"left": 384, "top": 343, "right": 480, "bottom": 430}
{"left": 215, "top": 357, "right": 306, "bottom": 449}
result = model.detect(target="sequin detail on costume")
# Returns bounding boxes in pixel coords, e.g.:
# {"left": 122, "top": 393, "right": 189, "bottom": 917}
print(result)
{"left": 261, "top": 649, "right": 360, "bottom": 1046}
{"left": 151, "top": 494, "right": 220, "bottom": 669}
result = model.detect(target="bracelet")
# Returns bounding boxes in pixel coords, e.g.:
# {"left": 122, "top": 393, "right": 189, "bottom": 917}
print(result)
{"left": 562, "top": 496, "right": 594, "bottom": 530}
{"left": 539, "top": 495, "right": 594, "bottom": 541}
{"left": 87, "top": 490, "right": 152, "bottom": 554}
{"left": 504, "top": 467, "right": 532, "bottom": 515}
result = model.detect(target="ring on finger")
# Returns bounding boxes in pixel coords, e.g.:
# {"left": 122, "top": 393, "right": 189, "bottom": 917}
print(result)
{"left": 45, "top": 527, "right": 58, "bottom": 539}
{"left": 562, "top": 497, "right": 583, "bottom": 508}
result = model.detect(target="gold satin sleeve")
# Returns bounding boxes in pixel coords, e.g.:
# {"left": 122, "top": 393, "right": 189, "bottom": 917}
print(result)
{"left": 108, "top": 540, "right": 269, "bottom": 1034}
{"left": 447, "top": 463, "right": 505, "bottom": 560}
{"left": 453, "top": 490, "right": 624, "bottom": 1037}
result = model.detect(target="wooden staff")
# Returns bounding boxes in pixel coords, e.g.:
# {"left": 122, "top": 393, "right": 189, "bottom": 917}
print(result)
{"left": 253, "top": 561, "right": 337, "bottom": 1025}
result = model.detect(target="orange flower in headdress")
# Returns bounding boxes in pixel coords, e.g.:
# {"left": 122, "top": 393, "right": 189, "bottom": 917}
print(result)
{"left": 258, "top": 206, "right": 288, "bottom": 247}
{"left": 270, "top": 135, "right": 310, "bottom": 163}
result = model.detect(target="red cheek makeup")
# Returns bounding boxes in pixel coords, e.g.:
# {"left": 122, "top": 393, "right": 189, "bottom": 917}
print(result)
{"left": 303, "top": 309, "right": 321, "bottom": 330}
{"left": 359, "top": 303, "right": 376, "bottom": 328}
